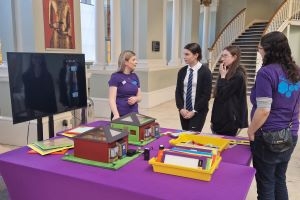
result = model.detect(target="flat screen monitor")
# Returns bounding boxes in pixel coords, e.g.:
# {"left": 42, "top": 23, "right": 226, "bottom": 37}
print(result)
{"left": 7, "top": 52, "right": 87, "bottom": 124}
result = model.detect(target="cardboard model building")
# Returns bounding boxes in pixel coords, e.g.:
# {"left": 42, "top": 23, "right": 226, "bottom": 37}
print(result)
{"left": 111, "top": 112, "right": 159, "bottom": 144}
{"left": 74, "top": 126, "right": 128, "bottom": 163}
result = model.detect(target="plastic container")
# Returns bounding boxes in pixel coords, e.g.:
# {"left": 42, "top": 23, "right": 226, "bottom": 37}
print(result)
{"left": 149, "top": 156, "right": 222, "bottom": 181}
{"left": 169, "top": 134, "right": 229, "bottom": 153}
{"left": 156, "top": 145, "right": 164, "bottom": 162}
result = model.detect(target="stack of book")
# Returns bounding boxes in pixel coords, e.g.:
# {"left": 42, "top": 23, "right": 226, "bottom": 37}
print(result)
{"left": 62, "top": 126, "right": 95, "bottom": 138}
{"left": 159, "top": 146, "right": 218, "bottom": 170}
{"left": 28, "top": 137, "right": 74, "bottom": 155}
{"left": 162, "top": 131, "right": 199, "bottom": 138}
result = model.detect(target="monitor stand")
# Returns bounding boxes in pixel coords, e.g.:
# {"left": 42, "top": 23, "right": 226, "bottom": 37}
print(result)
{"left": 37, "top": 115, "right": 55, "bottom": 141}
{"left": 49, "top": 115, "right": 54, "bottom": 138}
{"left": 37, "top": 118, "right": 43, "bottom": 141}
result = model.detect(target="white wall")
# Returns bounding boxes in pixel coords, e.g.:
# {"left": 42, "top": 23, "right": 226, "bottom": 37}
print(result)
{"left": 289, "top": 26, "right": 300, "bottom": 65}
{"left": 216, "top": 0, "right": 246, "bottom": 35}
{"left": 147, "top": 0, "right": 164, "bottom": 59}
{"left": 245, "top": 0, "right": 283, "bottom": 25}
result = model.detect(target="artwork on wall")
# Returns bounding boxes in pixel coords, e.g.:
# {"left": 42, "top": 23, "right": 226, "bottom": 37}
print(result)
{"left": 43, "top": 0, "right": 76, "bottom": 50}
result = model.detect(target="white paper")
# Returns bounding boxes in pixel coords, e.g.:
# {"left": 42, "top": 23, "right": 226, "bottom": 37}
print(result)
{"left": 68, "top": 126, "right": 94, "bottom": 133}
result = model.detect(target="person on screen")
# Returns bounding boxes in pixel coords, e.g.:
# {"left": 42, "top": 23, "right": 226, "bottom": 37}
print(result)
{"left": 108, "top": 50, "right": 141, "bottom": 120}
{"left": 175, "top": 43, "right": 212, "bottom": 132}
{"left": 210, "top": 45, "right": 248, "bottom": 136}
{"left": 59, "top": 59, "right": 87, "bottom": 108}
{"left": 22, "top": 54, "right": 57, "bottom": 117}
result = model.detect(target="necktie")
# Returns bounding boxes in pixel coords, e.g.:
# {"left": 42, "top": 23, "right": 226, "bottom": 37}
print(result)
{"left": 186, "top": 68, "right": 193, "bottom": 111}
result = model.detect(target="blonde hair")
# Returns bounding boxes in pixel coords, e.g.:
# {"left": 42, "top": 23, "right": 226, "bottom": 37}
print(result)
{"left": 117, "top": 50, "right": 136, "bottom": 72}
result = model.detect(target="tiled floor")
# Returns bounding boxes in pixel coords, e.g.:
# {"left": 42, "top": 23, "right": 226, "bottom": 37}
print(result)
{"left": 1, "top": 98, "right": 300, "bottom": 200}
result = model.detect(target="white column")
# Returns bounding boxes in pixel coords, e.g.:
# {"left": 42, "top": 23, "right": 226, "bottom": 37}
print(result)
{"left": 201, "top": 4, "right": 210, "bottom": 63}
{"left": 14, "top": 0, "right": 24, "bottom": 51}
{"left": 180, "top": 0, "right": 192, "bottom": 65}
{"left": 109, "top": 0, "right": 122, "bottom": 68}
{"left": 133, "top": 0, "right": 140, "bottom": 58}
{"left": 168, "top": 0, "right": 181, "bottom": 66}
{"left": 162, "top": 0, "right": 167, "bottom": 64}
{"left": 94, "top": 0, "right": 106, "bottom": 69}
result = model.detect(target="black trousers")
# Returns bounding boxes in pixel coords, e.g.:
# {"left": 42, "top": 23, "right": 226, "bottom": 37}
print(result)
{"left": 179, "top": 111, "right": 208, "bottom": 132}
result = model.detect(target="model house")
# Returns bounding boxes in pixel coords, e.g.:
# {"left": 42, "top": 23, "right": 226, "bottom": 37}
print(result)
{"left": 111, "top": 112, "right": 159, "bottom": 145}
{"left": 74, "top": 126, "right": 128, "bottom": 163}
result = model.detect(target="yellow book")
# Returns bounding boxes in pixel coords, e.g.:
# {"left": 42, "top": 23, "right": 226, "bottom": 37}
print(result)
{"left": 27, "top": 144, "right": 73, "bottom": 156}
{"left": 62, "top": 126, "right": 95, "bottom": 137}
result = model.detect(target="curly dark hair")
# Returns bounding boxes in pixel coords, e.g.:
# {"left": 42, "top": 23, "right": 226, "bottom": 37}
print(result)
{"left": 260, "top": 31, "right": 300, "bottom": 83}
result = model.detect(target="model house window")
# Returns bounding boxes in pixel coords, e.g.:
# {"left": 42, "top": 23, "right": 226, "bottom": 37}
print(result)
{"left": 130, "top": 130, "right": 136, "bottom": 135}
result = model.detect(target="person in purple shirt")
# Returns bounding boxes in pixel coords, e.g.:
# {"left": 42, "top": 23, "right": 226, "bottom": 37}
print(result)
{"left": 248, "top": 31, "right": 300, "bottom": 200}
{"left": 108, "top": 50, "right": 141, "bottom": 120}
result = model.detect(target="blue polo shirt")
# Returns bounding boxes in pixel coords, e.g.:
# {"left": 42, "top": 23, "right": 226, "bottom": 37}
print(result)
{"left": 108, "top": 72, "right": 140, "bottom": 116}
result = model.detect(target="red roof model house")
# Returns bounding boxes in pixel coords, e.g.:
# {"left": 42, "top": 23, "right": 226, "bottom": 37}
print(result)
{"left": 111, "top": 112, "right": 159, "bottom": 146}
{"left": 74, "top": 126, "right": 128, "bottom": 163}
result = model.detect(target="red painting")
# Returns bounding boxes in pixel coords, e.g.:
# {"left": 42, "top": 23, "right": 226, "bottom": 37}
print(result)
{"left": 43, "top": 0, "right": 75, "bottom": 49}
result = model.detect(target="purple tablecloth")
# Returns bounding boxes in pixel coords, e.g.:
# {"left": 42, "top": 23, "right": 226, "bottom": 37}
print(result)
{"left": 0, "top": 146, "right": 255, "bottom": 200}
{"left": 0, "top": 121, "right": 255, "bottom": 200}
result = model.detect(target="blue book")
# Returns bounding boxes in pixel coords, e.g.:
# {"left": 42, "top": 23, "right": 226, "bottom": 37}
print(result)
{"left": 171, "top": 146, "right": 213, "bottom": 157}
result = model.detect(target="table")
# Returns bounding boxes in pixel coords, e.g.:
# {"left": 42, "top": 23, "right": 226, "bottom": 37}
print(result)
{"left": 0, "top": 121, "right": 255, "bottom": 200}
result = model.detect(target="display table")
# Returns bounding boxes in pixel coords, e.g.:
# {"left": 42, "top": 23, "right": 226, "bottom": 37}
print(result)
{"left": 0, "top": 147, "right": 255, "bottom": 200}
{"left": 0, "top": 121, "right": 255, "bottom": 200}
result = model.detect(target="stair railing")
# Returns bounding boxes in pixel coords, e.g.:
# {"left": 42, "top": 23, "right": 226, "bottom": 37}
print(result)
{"left": 292, "top": 0, "right": 300, "bottom": 20}
{"left": 208, "top": 8, "right": 246, "bottom": 71}
{"left": 256, "top": 0, "right": 300, "bottom": 73}
{"left": 264, "top": 0, "right": 300, "bottom": 34}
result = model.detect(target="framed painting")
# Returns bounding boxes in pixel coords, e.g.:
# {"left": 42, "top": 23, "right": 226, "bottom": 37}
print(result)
{"left": 43, "top": 0, "right": 76, "bottom": 49}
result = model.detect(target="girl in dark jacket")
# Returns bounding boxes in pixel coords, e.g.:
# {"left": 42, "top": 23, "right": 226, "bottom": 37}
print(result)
{"left": 175, "top": 43, "right": 212, "bottom": 132}
{"left": 211, "top": 45, "right": 248, "bottom": 136}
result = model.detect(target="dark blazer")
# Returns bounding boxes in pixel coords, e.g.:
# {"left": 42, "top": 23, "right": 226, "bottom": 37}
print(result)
{"left": 175, "top": 63, "right": 212, "bottom": 113}
{"left": 211, "top": 67, "right": 248, "bottom": 131}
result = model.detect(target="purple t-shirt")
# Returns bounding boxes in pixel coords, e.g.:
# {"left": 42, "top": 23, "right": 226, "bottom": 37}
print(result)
{"left": 108, "top": 72, "right": 140, "bottom": 116}
{"left": 250, "top": 63, "right": 300, "bottom": 135}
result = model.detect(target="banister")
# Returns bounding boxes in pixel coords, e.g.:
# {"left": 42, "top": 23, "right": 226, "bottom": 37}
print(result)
{"left": 210, "top": 8, "right": 246, "bottom": 49}
{"left": 263, "top": 0, "right": 288, "bottom": 34}
{"left": 208, "top": 8, "right": 246, "bottom": 71}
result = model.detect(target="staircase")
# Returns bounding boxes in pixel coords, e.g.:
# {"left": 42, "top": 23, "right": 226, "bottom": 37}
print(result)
{"left": 211, "top": 21, "right": 268, "bottom": 94}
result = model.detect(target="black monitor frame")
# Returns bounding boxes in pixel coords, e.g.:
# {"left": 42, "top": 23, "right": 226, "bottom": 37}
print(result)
{"left": 7, "top": 52, "right": 87, "bottom": 140}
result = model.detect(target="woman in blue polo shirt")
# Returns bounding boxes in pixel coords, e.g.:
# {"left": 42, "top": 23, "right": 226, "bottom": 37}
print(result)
{"left": 248, "top": 31, "right": 300, "bottom": 200}
{"left": 108, "top": 50, "right": 141, "bottom": 120}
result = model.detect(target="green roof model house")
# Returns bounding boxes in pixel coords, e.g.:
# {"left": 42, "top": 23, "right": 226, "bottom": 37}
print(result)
{"left": 111, "top": 112, "right": 160, "bottom": 146}
{"left": 74, "top": 126, "right": 128, "bottom": 163}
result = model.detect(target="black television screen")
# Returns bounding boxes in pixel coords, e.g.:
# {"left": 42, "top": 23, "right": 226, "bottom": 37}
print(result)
{"left": 7, "top": 52, "right": 87, "bottom": 124}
